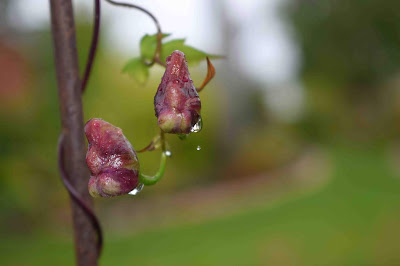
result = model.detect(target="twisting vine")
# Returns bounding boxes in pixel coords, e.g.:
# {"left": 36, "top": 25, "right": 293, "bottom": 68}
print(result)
{"left": 58, "top": 134, "right": 103, "bottom": 253}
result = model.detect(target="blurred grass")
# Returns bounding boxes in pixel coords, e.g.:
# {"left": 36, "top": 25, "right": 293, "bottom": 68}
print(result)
{"left": 1, "top": 144, "right": 399, "bottom": 266}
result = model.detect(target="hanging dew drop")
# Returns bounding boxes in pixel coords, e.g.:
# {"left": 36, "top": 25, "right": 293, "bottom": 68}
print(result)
{"left": 196, "top": 145, "right": 201, "bottom": 151}
{"left": 128, "top": 183, "right": 144, "bottom": 196}
{"left": 190, "top": 116, "right": 203, "bottom": 133}
{"left": 165, "top": 150, "right": 172, "bottom": 157}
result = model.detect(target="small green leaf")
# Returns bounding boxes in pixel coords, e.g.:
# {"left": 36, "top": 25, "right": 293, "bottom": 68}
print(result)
{"left": 140, "top": 33, "right": 170, "bottom": 62}
{"left": 139, "top": 33, "right": 222, "bottom": 66}
{"left": 161, "top": 39, "right": 221, "bottom": 66}
{"left": 122, "top": 58, "right": 149, "bottom": 84}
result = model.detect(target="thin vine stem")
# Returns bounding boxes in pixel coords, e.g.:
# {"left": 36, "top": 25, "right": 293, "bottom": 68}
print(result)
{"left": 139, "top": 151, "right": 167, "bottom": 185}
{"left": 104, "top": 0, "right": 165, "bottom": 67}
{"left": 81, "top": 0, "right": 101, "bottom": 93}
{"left": 160, "top": 130, "right": 166, "bottom": 152}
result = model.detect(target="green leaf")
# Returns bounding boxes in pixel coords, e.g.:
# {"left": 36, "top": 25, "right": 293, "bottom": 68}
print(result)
{"left": 139, "top": 33, "right": 222, "bottom": 66}
{"left": 140, "top": 33, "right": 170, "bottom": 62}
{"left": 122, "top": 58, "right": 149, "bottom": 84}
{"left": 161, "top": 39, "right": 221, "bottom": 66}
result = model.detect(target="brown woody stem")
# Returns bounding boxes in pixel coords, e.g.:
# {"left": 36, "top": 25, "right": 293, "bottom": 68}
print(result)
{"left": 50, "top": 0, "right": 101, "bottom": 265}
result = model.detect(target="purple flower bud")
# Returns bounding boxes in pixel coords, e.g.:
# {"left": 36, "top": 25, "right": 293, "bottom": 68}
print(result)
{"left": 154, "top": 50, "right": 201, "bottom": 134}
{"left": 84, "top": 118, "right": 139, "bottom": 197}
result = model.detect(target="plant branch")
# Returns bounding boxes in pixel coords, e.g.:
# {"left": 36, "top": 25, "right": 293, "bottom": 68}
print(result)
{"left": 50, "top": 0, "right": 100, "bottom": 265}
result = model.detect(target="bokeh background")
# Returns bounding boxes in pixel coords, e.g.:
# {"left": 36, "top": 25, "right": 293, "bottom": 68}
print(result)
{"left": 2, "top": 0, "right": 400, "bottom": 265}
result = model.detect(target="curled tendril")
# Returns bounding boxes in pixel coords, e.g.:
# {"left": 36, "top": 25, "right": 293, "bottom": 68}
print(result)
{"left": 58, "top": 134, "right": 103, "bottom": 256}
{"left": 136, "top": 130, "right": 168, "bottom": 186}
{"left": 139, "top": 151, "right": 167, "bottom": 185}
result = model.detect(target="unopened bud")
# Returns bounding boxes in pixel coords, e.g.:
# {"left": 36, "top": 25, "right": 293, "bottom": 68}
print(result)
{"left": 154, "top": 50, "right": 201, "bottom": 134}
{"left": 85, "top": 118, "right": 139, "bottom": 197}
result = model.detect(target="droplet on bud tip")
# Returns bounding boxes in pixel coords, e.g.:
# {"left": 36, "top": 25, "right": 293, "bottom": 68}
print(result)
{"left": 190, "top": 116, "right": 203, "bottom": 133}
{"left": 128, "top": 183, "right": 144, "bottom": 195}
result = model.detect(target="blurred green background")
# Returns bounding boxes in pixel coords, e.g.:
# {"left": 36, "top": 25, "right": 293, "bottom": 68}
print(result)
{"left": 1, "top": 0, "right": 400, "bottom": 265}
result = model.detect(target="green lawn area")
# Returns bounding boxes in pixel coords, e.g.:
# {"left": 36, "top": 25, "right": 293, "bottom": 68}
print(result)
{"left": 2, "top": 144, "right": 400, "bottom": 266}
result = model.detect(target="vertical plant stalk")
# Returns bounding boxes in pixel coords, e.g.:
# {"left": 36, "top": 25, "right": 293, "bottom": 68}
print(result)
{"left": 50, "top": 0, "right": 99, "bottom": 265}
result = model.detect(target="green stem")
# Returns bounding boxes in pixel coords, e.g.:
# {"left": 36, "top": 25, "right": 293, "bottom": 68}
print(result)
{"left": 139, "top": 151, "right": 167, "bottom": 185}
{"left": 160, "top": 130, "right": 166, "bottom": 151}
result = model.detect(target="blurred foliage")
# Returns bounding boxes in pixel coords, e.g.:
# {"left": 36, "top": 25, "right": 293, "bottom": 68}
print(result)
{"left": 228, "top": 125, "right": 302, "bottom": 178}
{"left": 286, "top": 0, "right": 400, "bottom": 141}
{"left": 287, "top": 0, "right": 400, "bottom": 86}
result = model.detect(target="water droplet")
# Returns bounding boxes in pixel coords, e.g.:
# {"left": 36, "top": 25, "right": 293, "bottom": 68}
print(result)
{"left": 196, "top": 145, "right": 201, "bottom": 151}
{"left": 128, "top": 183, "right": 144, "bottom": 196}
{"left": 190, "top": 117, "right": 203, "bottom": 133}
{"left": 165, "top": 150, "right": 172, "bottom": 157}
